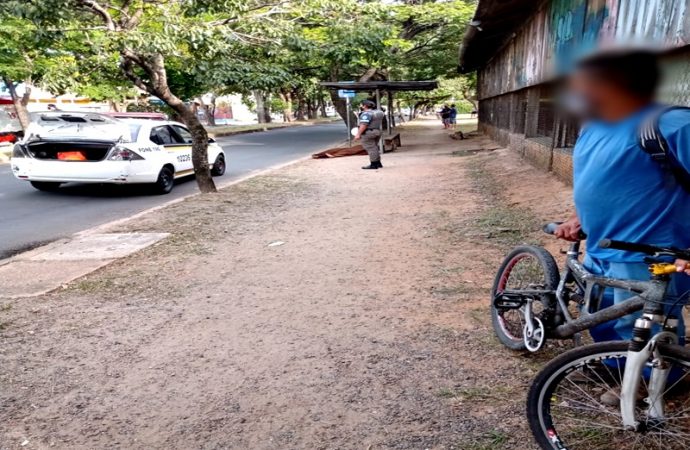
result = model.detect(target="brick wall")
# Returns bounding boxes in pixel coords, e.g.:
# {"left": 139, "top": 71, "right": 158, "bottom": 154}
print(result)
{"left": 481, "top": 123, "right": 574, "bottom": 185}
{"left": 552, "top": 148, "right": 574, "bottom": 184}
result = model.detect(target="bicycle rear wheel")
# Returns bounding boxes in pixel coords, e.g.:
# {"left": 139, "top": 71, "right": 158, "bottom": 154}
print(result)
{"left": 491, "top": 246, "right": 559, "bottom": 350}
{"left": 527, "top": 341, "right": 690, "bottom": 449}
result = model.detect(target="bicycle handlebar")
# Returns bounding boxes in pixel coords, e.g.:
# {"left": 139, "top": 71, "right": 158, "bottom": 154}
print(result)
{"left": 599, "top": 239, "right": 690, "bottom": 260}
{"left": 543, "top": 222, "right": 587, "bottom": 240}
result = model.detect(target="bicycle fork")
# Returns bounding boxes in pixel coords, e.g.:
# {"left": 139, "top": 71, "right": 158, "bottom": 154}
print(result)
{"left": 620, "top": 316, "right": 679, "bottom": 430}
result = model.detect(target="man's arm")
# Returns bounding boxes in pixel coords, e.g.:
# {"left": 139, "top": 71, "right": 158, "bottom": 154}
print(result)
{"left": 555, "top": 212, "right": 582, "bottom": 242}
{"left": 355, "top": 112, "right": 371, "bottom": 141}
{"left": 661, "top": 111, "right": 690, "bottom": 274}
{"left": 663, "top": 109, "right": 690, "bottom": 174}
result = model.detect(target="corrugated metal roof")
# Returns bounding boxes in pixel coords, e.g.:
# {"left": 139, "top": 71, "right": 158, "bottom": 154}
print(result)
{"left": 458, "top": 0, "right": 543, "bottom": 73}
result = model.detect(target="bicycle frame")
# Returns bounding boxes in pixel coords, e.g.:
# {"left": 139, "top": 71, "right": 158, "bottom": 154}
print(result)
{"left": 549, "top": 240, "right": 670, "bottom": 339}
{"left": 549, "top": 241, "right": 681, "bottom": 429}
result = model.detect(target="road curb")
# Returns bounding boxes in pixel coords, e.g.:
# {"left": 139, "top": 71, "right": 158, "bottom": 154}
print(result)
{"left": 209, "top": 119, "right": 339, "bottom": 138}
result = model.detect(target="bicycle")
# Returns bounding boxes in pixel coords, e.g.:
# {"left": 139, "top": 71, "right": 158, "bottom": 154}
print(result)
{"left": 490, "top": 223, "right": 684, "bottom": 352}
{"left": 525, "top": 239, "right": 690, "bottom": 449}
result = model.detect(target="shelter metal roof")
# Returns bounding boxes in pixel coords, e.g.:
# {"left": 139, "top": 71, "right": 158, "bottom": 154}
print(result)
{"left": 320, "top": 81, "right": 438, "bottom": 92}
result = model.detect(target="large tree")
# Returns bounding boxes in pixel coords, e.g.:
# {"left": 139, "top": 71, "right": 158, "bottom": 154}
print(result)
{"left": 10, "top": 0, "right": 290, "bottom": 193}
{"left": 0, "top": 16, "right": 57, "bottom": 130}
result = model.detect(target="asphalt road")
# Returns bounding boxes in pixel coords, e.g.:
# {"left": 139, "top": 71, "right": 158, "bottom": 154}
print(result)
{"left": 0, "top": 123, "right": 345, "bottom": 259}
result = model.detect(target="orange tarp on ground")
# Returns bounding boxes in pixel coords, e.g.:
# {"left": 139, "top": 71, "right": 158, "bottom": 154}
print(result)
{"left": 312, "top": 145, "right": 367, "bottom": 159}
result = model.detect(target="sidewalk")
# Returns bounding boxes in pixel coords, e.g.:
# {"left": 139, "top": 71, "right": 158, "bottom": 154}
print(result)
{"left": 0, "top": 118, "right": 573, "bottom": 449}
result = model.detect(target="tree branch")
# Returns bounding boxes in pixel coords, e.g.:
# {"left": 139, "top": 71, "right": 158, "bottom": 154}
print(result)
{"left": 120, "top": 56, "right": 153, "bottom": 94}
{"left": 79, "top": 0, "right": 117, "bottom": 30}
{"left": 208, "top": 1, "right": 287, "bottom": 26}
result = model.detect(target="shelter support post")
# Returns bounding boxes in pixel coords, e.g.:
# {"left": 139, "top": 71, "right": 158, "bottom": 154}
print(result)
{"left": 387, "top": 91, "right": 394, "bottom": 135}
{"left": 376, "top": 89, "right": 383, "bottom": 155}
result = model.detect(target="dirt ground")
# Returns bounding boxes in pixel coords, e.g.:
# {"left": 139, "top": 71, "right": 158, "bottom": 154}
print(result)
{"left": 1, "top": 118, "right": 575, "bottom": 450}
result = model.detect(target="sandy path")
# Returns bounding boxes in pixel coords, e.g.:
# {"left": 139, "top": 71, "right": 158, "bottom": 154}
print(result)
{"left": 1, "top": 118, "right": 574, "bottom": 449}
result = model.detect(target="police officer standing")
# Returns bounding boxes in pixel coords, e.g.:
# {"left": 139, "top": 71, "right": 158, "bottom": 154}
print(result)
{"left": 354, "top": 100, "right": 384, "bottom": 170}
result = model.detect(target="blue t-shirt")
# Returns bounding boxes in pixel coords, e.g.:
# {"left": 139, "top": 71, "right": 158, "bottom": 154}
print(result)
{"left": 573, "top": 105, "right": 690, "bottom": 262}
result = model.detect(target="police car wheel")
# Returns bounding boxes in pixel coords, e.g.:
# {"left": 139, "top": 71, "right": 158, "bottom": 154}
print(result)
{"left": 153, "top": 166, "right": 175, "bottom": 195}
{"left": 211, "top": 154, "right": 226, "bottom": 177}
{"left": 30, "top": 181, "right": 62, "bottom": 192}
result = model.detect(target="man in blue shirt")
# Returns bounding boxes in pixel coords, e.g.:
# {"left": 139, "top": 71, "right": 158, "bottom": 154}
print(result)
{"left": 555, "top": 50, "right": 690, "bottom": 345}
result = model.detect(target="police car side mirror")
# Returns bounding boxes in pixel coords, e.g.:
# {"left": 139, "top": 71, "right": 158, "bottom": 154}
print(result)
{"left": 208, "top": 137, "right": 216, "bottom": 144}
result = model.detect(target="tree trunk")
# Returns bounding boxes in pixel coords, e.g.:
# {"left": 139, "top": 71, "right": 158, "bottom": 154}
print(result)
{"left": 253, "top": 91, "right": 271, "bottom": 124}
{"left": 295, "top": 94, "right": 307, "bottom": 121}
{"left": 169, "top": 102, "right": 216, "bottom": 193}
{"left": 253, "top": 90, "right": 265, "bottom": 123}
{"left": 4, "top": 78, "right": 31, "bottom": 131}
{"left": 329, "top": 90, "right": 357, "bottom": 129}
{"left": 197, "top": 94, "right": 217, "bottom": 127}
{"left": 263, "top": 94, "right": 272, "bottom": 123}
{"left": 319, "top": 97, "right": 328, "bottom": 118}
{"left": 279, "top": 91, "right": 292, "bottom": 122}
{"left": 328, "top": 67, "right": 358, "bottom": 128}
{"left": 120, "top": 53, "right": 216, "bottom": 193}
{"left": 307, "top": 99, "right": 317, "bottom": 120}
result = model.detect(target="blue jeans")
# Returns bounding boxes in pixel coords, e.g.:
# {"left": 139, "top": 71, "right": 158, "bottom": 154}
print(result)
{"left": 584, "top": 255, "right": 689, "bottom": 343}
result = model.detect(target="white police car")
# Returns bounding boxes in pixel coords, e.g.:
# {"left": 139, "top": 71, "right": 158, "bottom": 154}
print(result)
{"left": 10, "top": 112, "right": 226, "bottom": 194}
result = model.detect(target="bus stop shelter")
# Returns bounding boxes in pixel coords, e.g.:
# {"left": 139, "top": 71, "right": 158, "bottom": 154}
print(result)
{"left": 320, "top": 81, "right": 438, "bottom": 148}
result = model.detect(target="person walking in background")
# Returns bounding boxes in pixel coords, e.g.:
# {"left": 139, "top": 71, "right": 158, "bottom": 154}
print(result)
{"left": 449, "top": 104, "right": 458, "bottom": 130}
{"left": 440, "top": 104, "right": 451, "bottom": 129}
{"left": 354, "top": 100, "right": 384, "bottom": 170}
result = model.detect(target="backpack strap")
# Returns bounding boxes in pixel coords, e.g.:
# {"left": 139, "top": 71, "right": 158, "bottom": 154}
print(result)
{"left": 639, "top": 106, "right": 690, "bottom": 192}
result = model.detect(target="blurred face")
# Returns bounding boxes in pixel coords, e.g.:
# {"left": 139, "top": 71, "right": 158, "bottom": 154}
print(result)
{"left": 564, "top": 70, "right": 608, "bottom": 119}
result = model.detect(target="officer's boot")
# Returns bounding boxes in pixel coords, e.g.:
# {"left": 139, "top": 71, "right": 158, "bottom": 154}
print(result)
{"left": 362, "top": 161, "right": 380, "bottom": 170}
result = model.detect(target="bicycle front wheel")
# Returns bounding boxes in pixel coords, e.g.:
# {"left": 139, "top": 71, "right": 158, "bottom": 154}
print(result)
{"left": 527, "top": 341, "right": 690, "bottom": 449}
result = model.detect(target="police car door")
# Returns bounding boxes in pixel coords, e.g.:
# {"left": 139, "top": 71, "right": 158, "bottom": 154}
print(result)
{"left": 169, "top": 125, "right": 195, "bottom": 173}
{"left": 150, "top": 125, "right": 193, "bottom": 175}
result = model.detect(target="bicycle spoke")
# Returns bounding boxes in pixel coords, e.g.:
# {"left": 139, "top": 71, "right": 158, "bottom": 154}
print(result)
{"left": 532, "top": 345, "right": 690, "bottom": 450}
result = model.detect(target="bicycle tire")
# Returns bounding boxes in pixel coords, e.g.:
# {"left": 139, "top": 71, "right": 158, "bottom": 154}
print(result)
{"left": 527, "top": 341, "right": 690, "bottom": 449}
{"left": 490, "top": 245, "right": 560, "bottom": 351}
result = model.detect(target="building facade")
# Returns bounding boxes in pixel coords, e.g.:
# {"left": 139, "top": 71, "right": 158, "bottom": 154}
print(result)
{"left": 459, "top": 0, "right": 690, "bottom": 183}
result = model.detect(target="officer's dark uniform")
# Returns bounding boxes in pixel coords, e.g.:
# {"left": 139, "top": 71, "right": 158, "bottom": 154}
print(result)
{"left": 359, "top": 107, "right": 384, "bottom": 166}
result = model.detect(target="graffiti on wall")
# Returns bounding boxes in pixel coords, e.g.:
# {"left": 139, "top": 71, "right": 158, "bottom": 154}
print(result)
{"left": 479, "top": 0, "right": 690, "bottom": 99}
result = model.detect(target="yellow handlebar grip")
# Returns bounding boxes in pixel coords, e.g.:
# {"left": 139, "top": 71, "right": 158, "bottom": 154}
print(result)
{"left": 649, "top": 263, "right": 678, "bottom": 276}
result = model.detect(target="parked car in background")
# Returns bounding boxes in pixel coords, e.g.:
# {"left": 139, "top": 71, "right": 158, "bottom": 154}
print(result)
{"left": 10, "top": 112, "right": 226, "bottom": 194}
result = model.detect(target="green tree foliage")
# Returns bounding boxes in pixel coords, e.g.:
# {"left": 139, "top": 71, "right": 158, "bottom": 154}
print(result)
{"left": 0, "top": 16, "right": 61, "bottom": 129}
{"left": 280, "top": 0, "right": 476, "bottom": 125}
{"left": 0, "top": 0, "right": 477, "bottom": 188}
{"left": 5, "top": 0, "right": 299, "bottom": 193}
